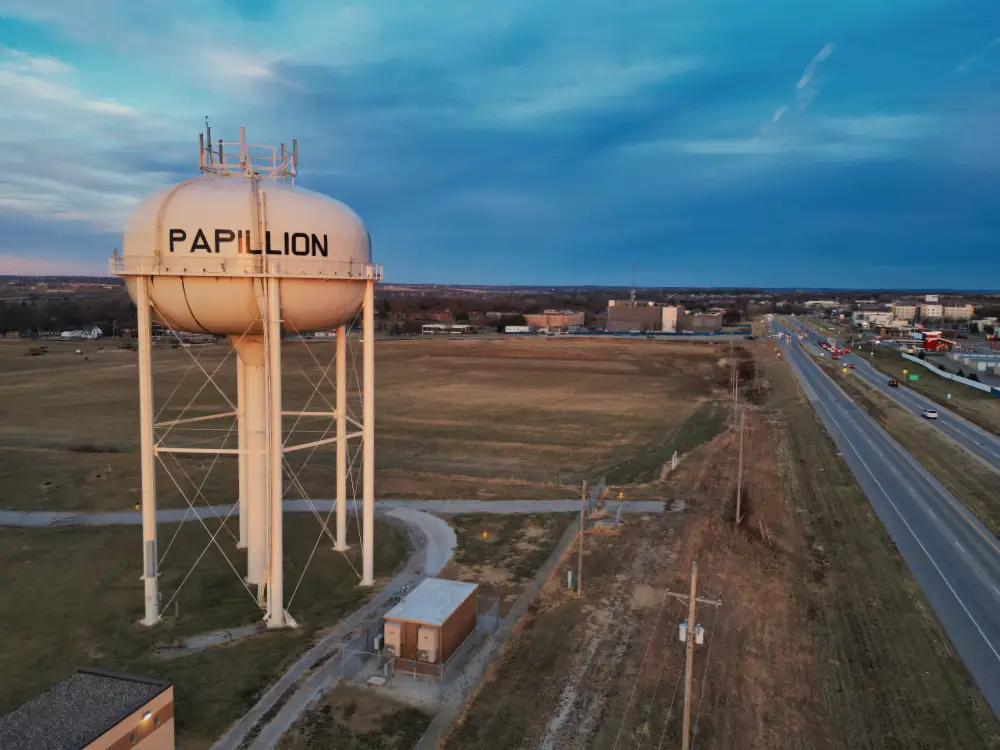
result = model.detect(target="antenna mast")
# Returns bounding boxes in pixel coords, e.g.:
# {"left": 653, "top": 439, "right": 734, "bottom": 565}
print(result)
{"left": 630, "top": 262, "right": 637, "bottom": 303}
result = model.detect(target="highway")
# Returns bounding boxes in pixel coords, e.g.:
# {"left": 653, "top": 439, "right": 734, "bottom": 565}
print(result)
{"left": 775, "top": 321, "right": 1000, "bottom": 719}
{"left": 786, "top": 321, "right": 1000, "bottom": 471}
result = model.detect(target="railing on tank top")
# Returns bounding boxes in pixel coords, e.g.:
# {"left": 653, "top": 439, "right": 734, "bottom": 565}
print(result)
{"left": 109, "top": 253, "right": 382, "bottom": 280}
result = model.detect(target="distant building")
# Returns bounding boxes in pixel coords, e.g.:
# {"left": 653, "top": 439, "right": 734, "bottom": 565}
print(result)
{"left": 606, "top": 300, "right": 665, "bottom": 332}
{"left": 421, "top": 323, "right": 477, "bottom": 335}
{"left": 504, "top": 325, "right": 532, "bottom": 334}
{"left": 852, "top": 310, "right": 893, "bottom": 329}
{"left": 919, "top": 303, "right": 943, "bottom": 321}
{"left": 661, "top": 305, "right": 683, "bottom": 333}
{"left": 677, "top": 312, "right": 723, "bottom": 333}
{"left": 524, "top": 310, "right": 585, "bottom": 332}
{"left": 891, "top": 303, "right": 917, "bottom": 323}
{"left": 943, "top": 304, "right": 974, "bottom": 322}
{"left": 804, "top": 300, "right": 838, "bottom": 308}
{"left": 0, "top": 668, "right": 174, "bottom": 750}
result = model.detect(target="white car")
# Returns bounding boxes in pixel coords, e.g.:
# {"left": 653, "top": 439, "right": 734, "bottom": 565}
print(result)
{"left": 922, "top": 408, "right": 939, "bottom": 420}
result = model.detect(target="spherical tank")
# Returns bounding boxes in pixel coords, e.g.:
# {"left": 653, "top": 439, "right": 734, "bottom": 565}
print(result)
{"left": 122, "top": 175, "right": 372, "bottom": 335}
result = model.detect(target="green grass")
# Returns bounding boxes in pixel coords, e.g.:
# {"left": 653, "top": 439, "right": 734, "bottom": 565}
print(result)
{"left": 0, "top": 516, "right": 408, "bottom": 745}
{"left": 605, "top": 399, "right": 728, "bottom": 485}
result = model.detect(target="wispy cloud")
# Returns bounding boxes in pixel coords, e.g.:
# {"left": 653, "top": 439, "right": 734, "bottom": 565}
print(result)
{"left": 957, "top": 36, "right": 1000, "bottom": 73}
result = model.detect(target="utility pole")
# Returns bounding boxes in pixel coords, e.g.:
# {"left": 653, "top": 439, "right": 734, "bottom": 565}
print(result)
{"left": 578, "top": 480, "right": 587, "bottom": 596}
{"left": 663, "top": 562, "right": 722, "bottom": 750}
{"left": 735, "top": 412, "right": 745, "bottom": 525}
{"left": 681, "top": 561, "right": 699, "bottom": 750}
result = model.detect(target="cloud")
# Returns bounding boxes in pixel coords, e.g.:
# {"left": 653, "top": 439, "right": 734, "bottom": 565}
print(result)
{"left": 0, "top": 0, "right": 998, "bottom": 286}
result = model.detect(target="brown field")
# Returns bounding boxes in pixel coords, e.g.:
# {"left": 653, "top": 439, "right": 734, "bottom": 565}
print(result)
{"left": 0, "top": 337, "right": 732, "bottom": 512}
{"left": 444, "top": 345, "right": 1000, "bottom": 750}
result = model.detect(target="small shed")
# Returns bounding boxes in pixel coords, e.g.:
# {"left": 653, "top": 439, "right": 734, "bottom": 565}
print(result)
{"left": 383, "top": 578, "right": 478, "bottom": 665}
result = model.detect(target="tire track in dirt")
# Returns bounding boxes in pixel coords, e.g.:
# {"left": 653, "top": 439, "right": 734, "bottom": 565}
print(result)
{"left": 537, "top": 538, "right": 658, "bottom": 750}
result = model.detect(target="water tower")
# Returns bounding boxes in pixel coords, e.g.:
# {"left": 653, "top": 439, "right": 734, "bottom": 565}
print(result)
{"left": 111, "top": 127, "right": 381, "bottom": 629}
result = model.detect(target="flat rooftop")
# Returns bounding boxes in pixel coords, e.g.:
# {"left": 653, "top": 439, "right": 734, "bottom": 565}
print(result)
{"left": 384, "top": 577, "right": 478, "bottom": 627}
{"left": 0, "top": 668, "right": 171, "bottom": 750}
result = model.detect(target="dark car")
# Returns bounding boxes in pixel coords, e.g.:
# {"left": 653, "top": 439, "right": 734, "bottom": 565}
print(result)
{"left": 888, "top": 379, "right": 898, "bottom": 387}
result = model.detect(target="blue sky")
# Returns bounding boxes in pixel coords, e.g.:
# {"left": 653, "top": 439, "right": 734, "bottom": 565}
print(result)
{"left": 0, "top": 0, "right": 999, "bottom": 288}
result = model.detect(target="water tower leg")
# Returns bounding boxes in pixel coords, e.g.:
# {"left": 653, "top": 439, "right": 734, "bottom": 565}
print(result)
{"left": 334, "top": 324, "right": 349, "bottom": 551}
{"left": 361, "top": 280, "right": 375, "bottom": 586}
{"left": 136, "top": 276, "right": 160, "bottom": 626}
{"left": 232, "top": 336, "right": 268, "bottom": 585}
{"left": 236, "top": 356, "right": 248, "bottom": 549}
{"left": 266, "top": 276, "right": 286, "bottom": 628}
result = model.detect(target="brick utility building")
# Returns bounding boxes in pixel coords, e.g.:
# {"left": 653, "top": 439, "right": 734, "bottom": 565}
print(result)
{"left": 524, "top": 309, "right": 585, "bottom": 332}
{"left": 383, "top": 578, "right": 478, "bottom": 665}
{"left": 0, "top": 668, "right": 174, "bottom": 750}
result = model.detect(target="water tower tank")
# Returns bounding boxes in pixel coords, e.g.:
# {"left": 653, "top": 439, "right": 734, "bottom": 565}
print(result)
{"left": 120, "top": 162, "right": 372, "bottom": 335}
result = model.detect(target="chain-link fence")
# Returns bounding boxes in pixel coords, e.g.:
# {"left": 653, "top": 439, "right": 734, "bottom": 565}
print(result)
{"left": 338, "top": 596, "right": 500, "bottom": 698}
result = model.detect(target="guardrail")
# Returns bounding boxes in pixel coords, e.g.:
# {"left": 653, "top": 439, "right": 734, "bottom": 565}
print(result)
{"left": 900, "top": 353, "right": 998, "bottom": 395}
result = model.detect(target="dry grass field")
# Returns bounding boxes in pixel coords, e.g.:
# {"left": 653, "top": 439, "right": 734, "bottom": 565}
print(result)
{"left": 444, "top": 345, "right": 1000, "bottom": 750}
{"left": 0, "top": 336, "right": 732, "bottom": 511}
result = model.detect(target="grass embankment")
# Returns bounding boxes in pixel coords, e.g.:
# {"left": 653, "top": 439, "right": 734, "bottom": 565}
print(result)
{"left": 769, "top": 354, "right": 1000, "bottom": 747}
{"left": 817, "top": 357, "right": 1000, "bottom": 538}
{"left": 866, "top": 344, "right": 1000, "bottom": 436}
{"left": 0, "top": 516, "right": 408, "bottom": 746}
{"left": 605, "top": 399, "right": 728, "bottom": 485}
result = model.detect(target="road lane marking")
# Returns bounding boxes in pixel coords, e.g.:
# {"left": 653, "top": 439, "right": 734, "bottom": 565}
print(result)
{"left": 799, "top": 359, "right": 1000, "bottom": 666}
{"left": 957, "top": 541, "right": 965, "bottom": 553}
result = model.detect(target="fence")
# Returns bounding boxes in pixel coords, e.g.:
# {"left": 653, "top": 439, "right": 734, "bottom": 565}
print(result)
{"left": 900, "top": 353, "right": 998, "bottom": 395}
{"left": 338, "top": 596, "right": 500, "bottom": 696}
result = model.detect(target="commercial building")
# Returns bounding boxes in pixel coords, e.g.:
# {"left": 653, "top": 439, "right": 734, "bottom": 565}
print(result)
{"left": 943, "top": 304, "right": 974, "bottom": 322}
{"left": 852, "top": 310, "right": 893, "bottom": 329}
{"left": 524, "top": 310, "right": 585, "bottom": 332}
{"left": 421, "top": 323, "right": 477, "bottom": 335}
{"left": 661, "top": 305, "right": 682, "bottom": 333}
{"left": 0, "top": 668, "right": 174, "bottom": 750}
{"left": 606, "top": 300, "right": 666, "bottom": 332}
{"left": 677, "top": 312, "right": 723, "bottom": 333}
{"left": 919, "top": 303, "right": 944, "bottom": 321}
{"left": 891, "top": 303, "right": 917, "bottom": 323}
{"left": 383, "top": 578, "right": 478, "bottom": 665}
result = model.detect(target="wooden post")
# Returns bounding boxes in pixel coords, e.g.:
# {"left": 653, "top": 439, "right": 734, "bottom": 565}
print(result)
{"left": 736, "top": 412, "right": 745, "bottom": 525}
{"left": 578, "top": 480, "right": 587, "bottom": 596}
{"left": 681, "top": 560, "right": 699, "bottom": 750}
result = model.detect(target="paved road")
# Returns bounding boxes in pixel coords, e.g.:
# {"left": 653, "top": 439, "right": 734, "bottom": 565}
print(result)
{"left": 0, "top": 498, "right": 664, "bottom": 528}
{"left": 786, "top": 321, "right": 1000, "bottom": 471}
{"left": 212, "top": 507, "right": 456, "bottom": 750}
{"left": 774, "top": 321, "right": 1000, "bottom": 718}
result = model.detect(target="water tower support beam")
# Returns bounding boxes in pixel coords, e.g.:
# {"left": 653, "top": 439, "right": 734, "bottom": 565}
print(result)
{"left": 266, "top": 275, "right": 287, "bottom": 628}
{"left": 237, "top": 356, "right": 248, "bottom": 549}
{"left": 334, "top": 324, "right": 349, "bottom": 552}
{"left": 136, "top": 276, "right": 160, "bottom": 626}
{"left": 361, "top": 280, "right": 375, "bottom": 586}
